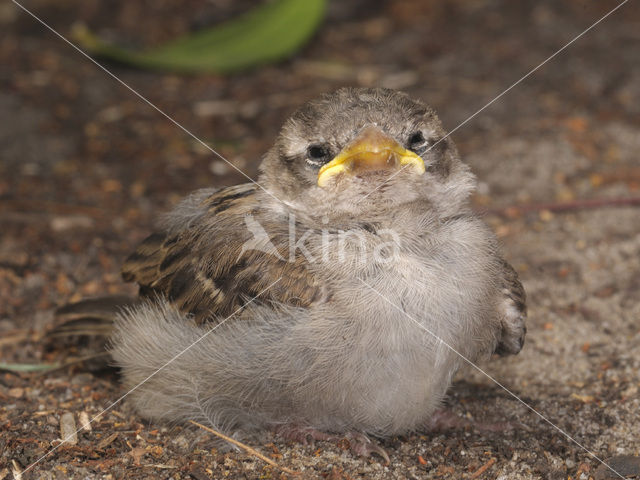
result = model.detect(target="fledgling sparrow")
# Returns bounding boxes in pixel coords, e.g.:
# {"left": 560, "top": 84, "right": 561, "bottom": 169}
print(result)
{"left": 66, "top": 87, "right": 527, "bottom": 456}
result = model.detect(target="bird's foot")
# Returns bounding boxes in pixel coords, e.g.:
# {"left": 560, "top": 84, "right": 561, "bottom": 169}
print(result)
{"left": 275, "top": 426, "right": 389, "bottom": 464}
{"left": 425, "top": 409, "right": 524, "bottom": 433}
{"left": 341, "top": 432, "right": 390, "bottom": 465}
{"left": 274, "top": 424, "right": 333, "bottom": 446}
{"left": 424, "top": 408, "right": 469, "bottom": 431}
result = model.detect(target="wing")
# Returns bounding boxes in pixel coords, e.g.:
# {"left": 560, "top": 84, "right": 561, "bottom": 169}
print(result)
{"left": 494, "top": 259, "right": 527, "bottom": 355}
{"left": 121, "top": 184, "right": 324, "bottom": 324}
{"left": 500, "top": 259, "right": 527, "bottom": 313}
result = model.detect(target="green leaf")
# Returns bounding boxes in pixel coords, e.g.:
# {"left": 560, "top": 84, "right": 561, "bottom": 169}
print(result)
{"left": 72, "top": 0, "right": 326, "bottom": 73}
{"left": 0, "top": 362, "right": 60, "bottom": 372}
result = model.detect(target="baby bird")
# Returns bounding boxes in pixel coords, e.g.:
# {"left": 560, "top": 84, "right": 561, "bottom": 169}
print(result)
{"left": 67, "top": 88, "right": 526, "bottom": 456}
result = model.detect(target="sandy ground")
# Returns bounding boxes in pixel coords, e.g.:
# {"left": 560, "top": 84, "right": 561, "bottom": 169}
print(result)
{"left": 1, "top": 0, "right": 639, "bottom": 478}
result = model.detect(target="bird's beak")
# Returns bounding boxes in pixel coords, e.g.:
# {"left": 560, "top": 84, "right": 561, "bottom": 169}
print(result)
{"left": 317, "top": 125, "right": 425, "bottom": 188}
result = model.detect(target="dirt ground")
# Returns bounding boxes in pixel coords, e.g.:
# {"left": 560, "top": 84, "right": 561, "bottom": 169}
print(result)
{"left": 1, "top": 0, "right": 639, "bottom": 478}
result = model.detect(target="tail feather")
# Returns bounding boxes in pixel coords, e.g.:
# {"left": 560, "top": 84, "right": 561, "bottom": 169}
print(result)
{"left": 51, "top": 296, "right": 141, "bottom": 336}
{"left": 46, "top": 296, "right": 141, "bottom": 370}
{"left": 55, "top": 295, "right": 138, "bottom": 320}
{"left": 47, "top": 318, "right": 116, "bottom": 338}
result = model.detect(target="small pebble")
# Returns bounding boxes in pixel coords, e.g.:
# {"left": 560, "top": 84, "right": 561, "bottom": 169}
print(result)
{"left": 8, "top": 387, "right": 24, "bottom": 398}
{"left": 79, "top": 411, "right": 92, "bottom": 432}
{"left": 60, "top": 412, "right": 78, "bottom": 445}
{"left": 50, "top": 215, "right": 94, "bottom": 232}
{"left": 209, "top": 160, "right": 230, "bottom": 176}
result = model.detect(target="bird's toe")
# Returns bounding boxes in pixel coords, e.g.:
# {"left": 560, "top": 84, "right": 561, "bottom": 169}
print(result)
{"left": 343, "top": 433, "right": 390, "bottom": 465}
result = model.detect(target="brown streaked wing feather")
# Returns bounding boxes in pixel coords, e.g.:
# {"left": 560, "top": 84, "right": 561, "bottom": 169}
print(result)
{"left": 121, "top": 184, "right": 256, "bottom": 288}
{"left": 121, "top": 232, "right": 170, "bottom": 285}
{"left": 121, "top": 185, "right": 323, "bottom": 324}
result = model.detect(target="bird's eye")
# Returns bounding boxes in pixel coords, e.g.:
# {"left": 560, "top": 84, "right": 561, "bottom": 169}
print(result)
{"left": 407, "top": 131, "right": 429, "bottom": 154}
{"left": 306, "top": 144, "right": 331, "bottom": 167}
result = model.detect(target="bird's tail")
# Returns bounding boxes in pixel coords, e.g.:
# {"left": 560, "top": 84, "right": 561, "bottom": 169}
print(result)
{"left": 47, "top": 296, "right": 142, "bottom": 370}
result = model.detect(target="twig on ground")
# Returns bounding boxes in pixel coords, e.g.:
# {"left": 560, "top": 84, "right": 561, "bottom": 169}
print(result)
{"left": 189, "top": 420, "right": 301, "bottom": 476}
{"left": 470, "top": 457, "right": 496, "bottom": 479}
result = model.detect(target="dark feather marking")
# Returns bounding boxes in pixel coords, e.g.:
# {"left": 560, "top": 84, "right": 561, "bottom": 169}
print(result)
{"left": 360, "top": 223, "right": 377, "bottom": 234}
{"left": 162, "top": 234, "right": 180, "bottom": 248}
{"left": 206, "top": 189, "right": 254, "bottom": 209}
{"left": 213, "top": 202, "right": 233, "bottom": 214}
{"left": 167, "top": 267, "right": 194, "bottom": 302}
{"left": 124, "top": 250, "right": 155, "bottom": 265}
{"left": 140, "top": 232, "right": 166, "bottom": 248}
{"left": 214, "top": 258, "right": 248, "bottom": 292}
{"left": 159, "top": 246, "right": 191, "bottom": 272}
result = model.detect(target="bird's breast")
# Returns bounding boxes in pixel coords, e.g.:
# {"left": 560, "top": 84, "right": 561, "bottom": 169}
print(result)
{"left": 309, "top": 218, "right": 499, "bottom": 339}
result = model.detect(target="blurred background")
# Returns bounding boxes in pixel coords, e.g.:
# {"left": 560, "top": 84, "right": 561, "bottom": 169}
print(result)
{"left": 1, "top": 1, "right": 639, "bottom": 478}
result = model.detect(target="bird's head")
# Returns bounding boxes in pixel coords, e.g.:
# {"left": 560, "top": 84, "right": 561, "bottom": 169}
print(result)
{"left": 259, "top": 87, "right": 476, "bottom": 222}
